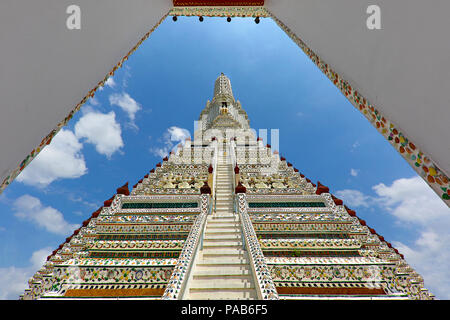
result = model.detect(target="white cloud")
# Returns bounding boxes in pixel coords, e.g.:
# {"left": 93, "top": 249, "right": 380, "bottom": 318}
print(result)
{"left": 351, "top": 141, "right": 360, "bottom": 152}
{"left": 393, "top": 227, "right": 450, "bottom": 299}
{"left": 99, "top": 76, "right": 116, "bottom": 91}
{"left": 336, "top": 176, "right": 450, "bottom": 298}
{"left": 0, "top": 247, "right": 52, "bottom": 300}
{"left": 335, "top": 189, "right": 371, "bottom": 208}
{"left": 29, "top": 247, "right": 53, "bottom": 270}
{"left": 109, "top": 92, "right": 141, "bottom": 121}
{"left": 150, "top": 126, "right": 191, "bottom": 158}
{"left": 13, "top": 195, "right": 79, "bottom": 235}
{"left": 88, "top": 96, "right": 99, "bottom": 106}
{"left": 350, "top": 168, "right": 359, "bottom": 177}
{"left": 151, "top": 146, "right": 170, "bottom": 159}
{"left": 372, "top": 176, "right": 449, "bottom": 224}
{"left": 74, "top": 110, "right": 124, "bottom": 158}
{"left": 168, "top": 126, "right": 191, "bottom": 142}
{"left": 16, "top": 129, "right": 87, "bottom": 187}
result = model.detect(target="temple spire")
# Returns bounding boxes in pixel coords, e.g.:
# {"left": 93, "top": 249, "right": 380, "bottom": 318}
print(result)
{"left": 213, "top": 72, "right": 234, "bottom": 101}
{"left": 197, "top": 73, "right": 250, "bottom": 132}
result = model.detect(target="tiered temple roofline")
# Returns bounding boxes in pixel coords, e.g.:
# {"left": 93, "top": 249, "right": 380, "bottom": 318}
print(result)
{"left": 21, "top": 74, "right": 433, "bottom": 300}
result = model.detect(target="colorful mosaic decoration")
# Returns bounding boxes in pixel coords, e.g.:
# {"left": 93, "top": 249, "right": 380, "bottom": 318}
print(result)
{"left": 3, "top": 9, "right": 447, "bottom": 301}
{"left": 21, "top": 70, "right": 434, "bottom": 300}
{"left": 232, "top": 121, "right": 433, "bottom": 299}
{"left": 170, "top": 5, "right": 268, "bottom": 18}
{"left": 237, "top": 193, "right": 279, "bottom": 300}
{"left": 21, "top": 160, "right": 211, "bottom": 299}
{"left": 161, "top": 195, "right": 210, "bottom": 299}
{"left": 173, "top": 1, "right": 265, "bottom": 6}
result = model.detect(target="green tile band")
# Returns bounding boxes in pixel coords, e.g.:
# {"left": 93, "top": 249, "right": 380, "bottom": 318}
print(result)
{"left": 122, "top": 202, "right": 199, "bottom": 209}
{"left": 248, "top": 202, "right": 326, "bottom": 208}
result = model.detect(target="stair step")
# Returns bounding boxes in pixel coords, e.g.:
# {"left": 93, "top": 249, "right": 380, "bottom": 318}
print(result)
{"left": 207, "top": 217, "right": 237, "bottom": 221}
{"left": 184, "top": 152, "right": 258, "bottom": 300}
{"left": 187, "top": 290, "right": 257, "bottom": 300}
{"left": 208, "top": 214, "right": 236, "bottom": 218}
{"left": 214, "top": 207, "right": 233, "bottom": 211}
{"left": 205, "top": 231, "right": 240, "bottom": 236}
{"left": 195, "top": 263, "right": 251, "bottom": 271}
{"left": 202, "top": 251, "right": 246, "bottom": 257}
{"left": 204, "top": 234, "right": 241, "bottom": 240}
{"left": 189, "top": 280, "right": 255, "bottom": 289}
{"left": 207, "top": 221, "right": 239, "bottom": 225}
{"left": 206, "top": 227, "right": 240, "bottom": 232}
{"left": 203, "top": 237, "right": 242, "bottom": 243}
{"left": 206, "top": 226, "right": 239, "bottom": 231}
{"left": 198, "top": 258, "right": 251, "bottom": 265}
{"left": 193, "top": 269, "right": 252, "bottom": 278}
{"left": 207, "top": 224, "right": 239, "bottom": 228}
{"left": 202, "top": 243, "right": 243, "bottom": 249}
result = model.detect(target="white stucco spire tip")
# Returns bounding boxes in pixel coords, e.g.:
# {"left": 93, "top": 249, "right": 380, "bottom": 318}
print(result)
{"left": 214, "top": 73, "right": 234, "bottom": 99}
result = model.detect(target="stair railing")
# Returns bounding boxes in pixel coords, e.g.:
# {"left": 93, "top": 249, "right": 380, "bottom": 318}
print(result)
{"left": 235, "top": 193, "right": 279, "bottom": 300}
{"left": 211, "top": 140, "right": 218, "bottom": 214}
{"left": 161, "top": 194, "right": 210, "bottom": 300}
{"left": 234, "top": 194, "right": 246, "bottom": 251}
{"left": 230, "top": 139, "right": 237, "bottom": 192}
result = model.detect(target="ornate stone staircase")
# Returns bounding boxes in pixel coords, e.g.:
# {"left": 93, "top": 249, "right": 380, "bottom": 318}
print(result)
{"left": 185, "top": 149, "right": 258, "bottom": 299}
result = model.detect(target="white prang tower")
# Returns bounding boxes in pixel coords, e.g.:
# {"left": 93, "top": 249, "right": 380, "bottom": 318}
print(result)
{"left": 22, "top": 73, "right": 433, "bottom": 300}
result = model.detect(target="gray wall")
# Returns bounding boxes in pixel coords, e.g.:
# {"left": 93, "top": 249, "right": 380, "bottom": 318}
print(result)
{"left": 0, "top": 0, "right": 171, "bottom": 185}
{"left": 266, "top": 0, "right": 450, "bottom": 176}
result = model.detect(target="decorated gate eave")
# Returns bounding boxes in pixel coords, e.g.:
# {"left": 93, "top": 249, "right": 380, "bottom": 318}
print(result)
{"left": 0, "top": 0, "right": 448, "bottom": 207}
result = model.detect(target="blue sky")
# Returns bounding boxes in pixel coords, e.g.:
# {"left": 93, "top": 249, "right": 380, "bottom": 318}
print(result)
{"left": 1, "top": 16, "right": 449, "bottom": 299}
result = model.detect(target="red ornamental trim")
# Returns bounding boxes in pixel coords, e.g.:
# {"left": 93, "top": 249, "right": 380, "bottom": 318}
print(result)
{"left": 91, "top": 208, "right": 102, "bottom": 218}
{"left": 200, "top": 181, "right": 211, "bottom": 194}
{"left": 332, "top": 196, "right": 343, "bottom": 206}
{"left": 173, "top": 0, "right": 264, "bottom": 6}
{"left": 116, "top": 182, "right": 130, "bottom": 196}
{"left": 103, "top": 196, "right": 114, "bottom": 207}
{"left": 235, "top": 181, "right": 246, "bottom": 193}
{"left": 315, "top": 181, "right": 329, "bottom": 195}
{"left": 46, "top": 205, "right": 102, "bottom": 261}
